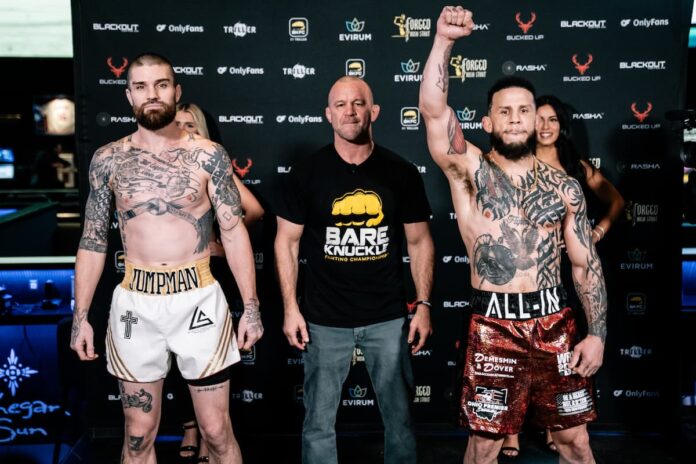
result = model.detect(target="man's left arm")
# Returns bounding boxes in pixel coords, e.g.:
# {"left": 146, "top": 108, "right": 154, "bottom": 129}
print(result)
{"left": 562, "top": 177, "right": 607, "bottom": 377}
{"left": 206, "top": 142, "right": 263, "bottom": 349}
{"left": 404, "top": 221, "right": 435, "bottom": 353}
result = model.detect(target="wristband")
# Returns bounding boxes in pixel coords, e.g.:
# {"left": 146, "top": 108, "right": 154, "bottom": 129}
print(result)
{"left": 414, "top": 300, "right": 432, "bottom": 308}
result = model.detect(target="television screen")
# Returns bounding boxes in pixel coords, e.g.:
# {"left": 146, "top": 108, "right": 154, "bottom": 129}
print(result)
{"left": 33, "top": 95, "right": 75, "bottom": 136}
{"left": 0, "top": 164, "right": 15, "bottom": 180}
{"left": 0, "top": 148, "right": 14, "bottom": 163}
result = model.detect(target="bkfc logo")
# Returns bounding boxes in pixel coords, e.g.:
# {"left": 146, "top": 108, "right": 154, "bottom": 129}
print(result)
{"left": 449, "top": 56, "right": 488, "bottom": 82}
{"left": 345, "top": 59, "right": 365, "bottom": 78}
{"left": 289, "top": 18, "right": 308, "bottom": 40}
{"left": 392, "top": 14, "right": 431, "bottom": 42}
{"left": 401, "top": 107, "right": 420, "bottom": 130}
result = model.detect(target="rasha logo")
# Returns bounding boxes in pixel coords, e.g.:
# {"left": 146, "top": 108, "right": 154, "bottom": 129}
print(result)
{"left": 414, "top": 385, "right": 431, "bottom": 403}
{"left": 156, "top": 24, "right": 204, "bottom": 34}
{"left": 468, "top": 386, "right": 509, "bottom": 421}
{"left": 508, "top": 12, "right": 543, "bottom": 40}
{"left": 572, "top": 53, "right": 593, "bottom": 75}
{"left": 619, "top": 345, "right": 653, "bottom": 359}
{"left": 289, "top": 18, "right": 308, "bottom": 40}
{"left": 560, "top": 19, "right": 607, "bottom": 29}
{"left": 617, "top": 161, "right": 661, "bottom": 173}
{"left": 515, "top": 12, "right": 536, "bottom": 33}
{"left": 110, "top": 115, "right": 136, "bottom": 124}
{"left": 457, "top": 107, "right": 483, "bottom": 130}
{"left": 345, "top": 59, "right": 365, "bottom": 78}
{"left": 515, "top": 64, "right": 548, "bottom": 72}
{"left": 626, "top": 293, "right": 647, "bottom": 315}
{"left": 620, "top": 61, "right": 666, "bottom": 71}
{"left": 392, "top": 14, "right": 431, "bottom": 42}
{"left": 232, "top": 158, "right": 253, "bottom": 178}
{"left": 93, "top": 23, "right": 139, "bottom": 33}
{"left": 324, "top": 190, "right": 389, "bottom": 263}
{"left": 340, "top": 17, "right": 371, "bottom": 41}
{"left": 401, "top": 107, "right": 420, "bottom": 130}
{"left": 283, "top": 63, "right": 316, "bottom": 79}
{"left": 449, "top": 56, "right": 488, "bottom": 82}
{"left": 107, "top": 57, "right": 129, "bottom": 78}
{"left": 223, "top": 22, "right": 257, "bottom": 37}
{"left": 631, "top": 102, "right": 652, "bottom": 122}
{"left": 394, "top": 59, "right": 422, "bottom": 83}
{"left": 173, "top": 66, "right": 204, "bottom": 76}
{"left": 573, "top": 112, "right": 604, "bottom": 120}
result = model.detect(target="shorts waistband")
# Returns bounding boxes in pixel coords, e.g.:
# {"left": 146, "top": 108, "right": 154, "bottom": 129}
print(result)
{"left": 470, "top": 285, "right": 568, "bottom": 320}
{"left": 121, "top": 258, "right": 215, "bottom": 295}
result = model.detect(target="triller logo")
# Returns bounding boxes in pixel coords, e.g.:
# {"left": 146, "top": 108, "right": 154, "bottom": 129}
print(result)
{"left": 283, "top": 64, "right": 316, "bottom": 79}
{"left": 223, "top": 22, "right": 257, "bottom": 37}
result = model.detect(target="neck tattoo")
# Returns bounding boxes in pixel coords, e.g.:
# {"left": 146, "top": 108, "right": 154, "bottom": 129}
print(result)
{"left": 488, "top": 154, "right": 538, "bottom": 192}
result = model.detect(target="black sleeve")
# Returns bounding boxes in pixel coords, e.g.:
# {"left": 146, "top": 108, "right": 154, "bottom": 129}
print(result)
{"left": 274, "top": 160, "right": 308, "bottom": 225}
{"left": 398, "top": 162, "right": 432, "bottom": 223}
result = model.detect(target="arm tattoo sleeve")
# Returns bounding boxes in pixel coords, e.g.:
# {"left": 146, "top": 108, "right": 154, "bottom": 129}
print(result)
{"left": 568, "top": 179, "right": 607, "bottom": 342}
{"left": 447, "top": 109, "right": 467, "bottom": 155}
{"left": 79, "top": 148, "right": 114, "bottom": 253}
{"left": 436, "top": 42, "right": 454, "bottom": 93}
{"left": 202, "top": 144, "right": 242, "bottom": 230}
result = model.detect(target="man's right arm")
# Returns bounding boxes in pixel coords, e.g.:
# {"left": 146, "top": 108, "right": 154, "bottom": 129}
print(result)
{"left": 419, "top": 6, "right": 479, "bottom": 172}
{"left": 72, "top": 146, "right": 114, "bottom": 360}
{"left": 274, "top": 217, "right": 308, "bottom": 350}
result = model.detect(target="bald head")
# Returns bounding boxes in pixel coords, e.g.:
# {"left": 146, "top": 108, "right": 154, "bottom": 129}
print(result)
{"left": 127, "top": 52, "right": 176, "bottom": 88}
{"left": 328, "top": 76, "right": 374, "bottom": 106}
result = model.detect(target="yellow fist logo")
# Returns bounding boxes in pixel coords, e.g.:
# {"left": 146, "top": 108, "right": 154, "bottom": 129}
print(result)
{"left": 331, "top": 189, "right": 384, "bottom": 227}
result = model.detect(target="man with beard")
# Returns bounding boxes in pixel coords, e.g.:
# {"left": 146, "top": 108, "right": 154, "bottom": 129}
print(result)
{"left": 71, "top": 53, "right": 263, "bottom": 463}
{"left": 419, "top": 7, "right": 606, "bottom": 464}
{"left": 275, "top": 76, "right": 434, "bottom": 464}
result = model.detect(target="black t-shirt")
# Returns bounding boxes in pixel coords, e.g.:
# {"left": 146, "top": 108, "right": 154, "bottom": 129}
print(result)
{"left": 276, "top": 143, "right": 431, "bottom": 328}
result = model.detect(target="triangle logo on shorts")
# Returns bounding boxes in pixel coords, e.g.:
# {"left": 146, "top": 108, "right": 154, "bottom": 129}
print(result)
{"left": 189, "top": 306, "right": 214, "bottom": 330}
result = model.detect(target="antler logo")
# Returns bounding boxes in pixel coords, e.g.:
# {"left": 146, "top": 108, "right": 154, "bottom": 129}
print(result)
{"left": 631, "top": 102, "right": 653, "bottom": 123}
{"left": 232, "top": 158, "right": 253, "bottom": 178}
{"left": 515, "top": 12, "right": 536, "bottom": 34}
{"left": 571, "top": 53, "right": 593, "bottom": 75}
{"left": 107, "top": 57, "right": 129, "bottom": 78}
{"left": 406, "top": 300, "right": 418, "bottom": 313}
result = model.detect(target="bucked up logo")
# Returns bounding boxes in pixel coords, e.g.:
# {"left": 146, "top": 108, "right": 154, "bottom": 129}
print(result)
{"left": 324, "top": 189, "right": 389, "bottom": 263}
{"left": 623, "top": 102, "right": 660, "bottom": 130}
{"left": 100, "top": 57, "right": 128, "bottom": 85}
{"left": 564, "top": 53, "right": 601, "bottom": 82}
{"left": 508, "top": 12, "right": 543, "bottom": 40}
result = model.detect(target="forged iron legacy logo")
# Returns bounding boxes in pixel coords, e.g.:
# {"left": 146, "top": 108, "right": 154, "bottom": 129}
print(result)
{"left": 457, "top": 108, "right": 483, "bottom": 130}
{"left": 508, "top": 12, "right": 543, "bottom": 40}
{"left": 560, "top": 19, "right": 606, "bottom": 29}
{"left": 340, "top": 17, "right": 371, "bottom": 41}
{"left": 620, "top": 18, "right": 669, "bottom": 28}
{"left": 345, "top": 59, "right": 365, "bottom": 78}
{"left": 619, "top": 61, "right": 666, "bottom": 70}
{"left": 93, "top": 23, "right": 139, "bottom": 33}
{"left": 289, "top": 18, "right": 308, "bottom": 40}
{"left": 223, "top": 22, "right": 257, "bottom": 37}
{"left": 623, "top": 102, "right": 660, "bottom": 130}
{"left": 394, "top": 59, "right": 422, "bottom": 83}
{"left": 217, "top": 66, "right": 264, "bottom": 76}
{"left": 449, "top": 56, "right": 488, "bottom": 82}
{"left": 392, "top": 14, "right": 431, "bottom": 42}
{"left": 414, "top": 385, "right": 431, "bottom": 403}
{"left": 283, "top": 63, "right": 316, "bottom": 79}
{"left": 400, "top": 107, "right": 420, "bottom": 130}
{"left": 156, "top": 24, "right": 204, "bottom": 34}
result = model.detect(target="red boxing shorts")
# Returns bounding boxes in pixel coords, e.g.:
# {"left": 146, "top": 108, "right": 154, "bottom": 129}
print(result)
{"left": 460, "top": 285, "right": 596, "bottom": 435}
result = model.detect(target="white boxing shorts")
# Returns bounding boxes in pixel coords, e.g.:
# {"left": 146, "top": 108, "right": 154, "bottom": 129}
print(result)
{"left": 105, "top": 257, "right": 240, "bottom": 382}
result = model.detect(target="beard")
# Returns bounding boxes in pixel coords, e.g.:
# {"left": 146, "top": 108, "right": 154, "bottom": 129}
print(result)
{"left": 134, "top": 100, "right": 176, "bottom": 131}
{"left": 490, "top": 130, "right": 536, "bottom": 160}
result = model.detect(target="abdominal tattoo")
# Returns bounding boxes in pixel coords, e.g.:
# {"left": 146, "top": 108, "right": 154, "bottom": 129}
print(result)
{"left": 78, "top": 141, "right": 241, "bottom": 254}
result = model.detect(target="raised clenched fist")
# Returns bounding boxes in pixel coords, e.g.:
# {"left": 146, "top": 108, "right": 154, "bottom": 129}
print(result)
{"left": 437, "top": 6, "right": 475, "bottom": 40}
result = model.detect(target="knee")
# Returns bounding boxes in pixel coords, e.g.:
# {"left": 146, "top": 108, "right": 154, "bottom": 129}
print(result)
{"left": 198, "top": 416, "right": 232, "bottom": 447}
{"left": 122, "top": 425, "right": 156, "bottom": 457}
{"left": 555, "top": 430, "right": 592, "bottom": 459}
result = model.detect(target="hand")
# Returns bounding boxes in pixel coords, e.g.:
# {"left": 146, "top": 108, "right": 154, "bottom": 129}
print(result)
{"left": 70, "top": 309, "right": 98, "bottom": 361}
{"left": 236, "top": 299, "right": 263, "bottom": 350}
{"left": 283, "top": 308, "right": 309, "bottom": 350}
{"left": 569, "top": 335, "right": 604, "bottom": 377}
{"left": 437, "top": 6, "right": 475, "bottom": 41}
{"left": 408, "top": 306, "right": 433, "bottom": 354}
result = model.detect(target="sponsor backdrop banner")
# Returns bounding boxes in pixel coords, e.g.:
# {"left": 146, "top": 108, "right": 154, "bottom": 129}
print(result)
{"left": 71, "top": 0, "right": 689, "bottom": 435}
